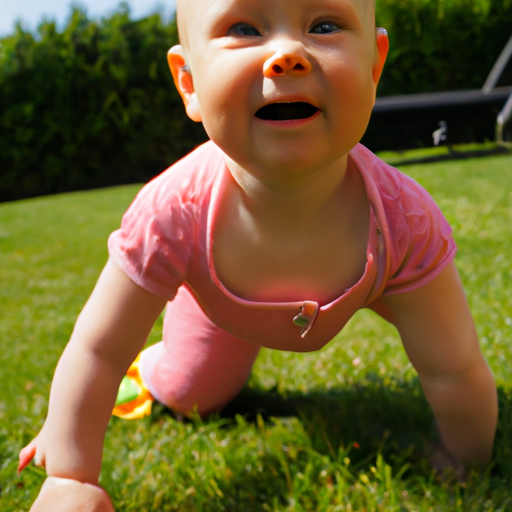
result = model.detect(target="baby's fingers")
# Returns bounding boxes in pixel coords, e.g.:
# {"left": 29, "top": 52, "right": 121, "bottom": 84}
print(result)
{"left": 18, "top": 441, "right": 44, "bottom": 473}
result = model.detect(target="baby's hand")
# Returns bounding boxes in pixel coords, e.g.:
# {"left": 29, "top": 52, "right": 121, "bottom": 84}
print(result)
{"left": 28, "top": 476, "right": 115, "bottom": 512}
{"left": 19, "top": 439, "right": 41, "bottom": 473}
{"left": 19, "top": 439, "right": 115, "bottom": 511}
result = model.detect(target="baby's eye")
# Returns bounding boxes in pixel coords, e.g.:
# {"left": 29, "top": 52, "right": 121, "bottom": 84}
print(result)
{"left": 227, "top": 23, "right": 262, "bottom": 37}
{"left": 309, "top": 22, "right": 342, "bottom": 34}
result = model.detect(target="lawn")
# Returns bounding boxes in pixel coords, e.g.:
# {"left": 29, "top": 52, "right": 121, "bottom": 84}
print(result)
{"left": 1, "top": 151, "right": 512, "bottom": 511}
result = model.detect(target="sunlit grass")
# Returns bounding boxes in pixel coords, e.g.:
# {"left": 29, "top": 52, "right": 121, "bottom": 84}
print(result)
{"left": 2, "top": 150, "right": 512, "bottom": 510}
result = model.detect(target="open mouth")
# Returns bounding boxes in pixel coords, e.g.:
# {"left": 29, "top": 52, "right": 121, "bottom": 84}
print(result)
{"left": 255, "top": 102, "right": 319, "bottom": 121}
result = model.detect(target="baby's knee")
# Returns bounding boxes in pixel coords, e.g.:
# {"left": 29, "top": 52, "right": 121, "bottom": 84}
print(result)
{"left": 153, "top": 386, "right": 226, "bottom": 418}
{"left": 140, "top": 349, "right": 220, "bottom": 416}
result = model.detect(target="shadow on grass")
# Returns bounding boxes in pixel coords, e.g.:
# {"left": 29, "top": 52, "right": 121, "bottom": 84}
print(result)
{"left": 155, "top": 376, "right": 512, "bottom": 476}
{"left": 152, "top": 376, "right": 434, "bottom": 470}
{"left": 114, "top": 379, "right": 512, "bottom": 511}
{"left": 142, "top": 378, "right": 431, "bottom": 511}
{"left": 222, "top": 376, "right": 433, "bottom": 468}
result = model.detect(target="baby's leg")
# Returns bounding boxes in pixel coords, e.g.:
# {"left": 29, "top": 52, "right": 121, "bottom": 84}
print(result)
{"left": 141, "top": 287, "right": 261, "bottom": 416}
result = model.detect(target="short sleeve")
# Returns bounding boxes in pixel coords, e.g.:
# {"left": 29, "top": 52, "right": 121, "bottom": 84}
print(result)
{"left": 380, "top": 169, "right": 457, "bottom": 295}
{"left": 108, "top": 172, "right": 192, "bottom": 301}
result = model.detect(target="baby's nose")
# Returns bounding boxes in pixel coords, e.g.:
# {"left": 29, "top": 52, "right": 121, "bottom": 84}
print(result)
{"left": 263, "top": 50, "right": 312, "bottom": 77}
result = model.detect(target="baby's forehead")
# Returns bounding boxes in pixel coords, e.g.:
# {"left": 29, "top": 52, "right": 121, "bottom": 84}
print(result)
{"left": 177, "top": 0, "right": 373, "bottom": 27}
{"left": 177, "top": 0, "right": 374, "bottom": 47}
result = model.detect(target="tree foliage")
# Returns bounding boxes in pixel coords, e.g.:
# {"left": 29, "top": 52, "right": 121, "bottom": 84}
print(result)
{"left": 376, "top": 0, "right": 512, "bottom": 95}
{"left": 0, "top": 4, "right": 206, "bottom": 202}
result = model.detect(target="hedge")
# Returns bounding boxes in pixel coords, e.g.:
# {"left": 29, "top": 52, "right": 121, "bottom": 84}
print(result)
{"left": 0, "top": 0, "right": 511, "bottom": 201}
{"left": 0, "top": 6, "right": 207, "bottom": 202}
{"left": 376, "top": 0, "right": 512, "bottom": 95}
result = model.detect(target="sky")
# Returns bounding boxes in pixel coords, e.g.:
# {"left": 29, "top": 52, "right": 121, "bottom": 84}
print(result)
{"left": 0, "top": 0, "right": 177, "bottom": 37}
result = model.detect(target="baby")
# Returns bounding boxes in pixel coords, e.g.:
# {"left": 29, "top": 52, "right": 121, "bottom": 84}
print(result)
{"left": 20, "top": 0, "right": 498, "bottom": 509}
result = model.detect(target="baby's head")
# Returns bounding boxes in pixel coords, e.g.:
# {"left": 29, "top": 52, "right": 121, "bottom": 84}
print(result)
{"left": 169, "top": 0, "right": 388, "bottom": 174}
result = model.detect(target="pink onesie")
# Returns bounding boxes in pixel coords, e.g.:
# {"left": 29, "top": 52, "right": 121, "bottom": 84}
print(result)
{"left": 108, "top": 141, "right": 456, "bottom": 414}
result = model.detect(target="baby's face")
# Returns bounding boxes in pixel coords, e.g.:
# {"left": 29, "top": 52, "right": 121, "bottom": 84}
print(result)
{"left": 171, "top": 0, "right": 387, "bottom": 176}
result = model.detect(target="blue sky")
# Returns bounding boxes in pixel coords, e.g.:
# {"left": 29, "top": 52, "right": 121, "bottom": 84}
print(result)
{"left": 0, "top": 0, "right": 177, "bottom": 37}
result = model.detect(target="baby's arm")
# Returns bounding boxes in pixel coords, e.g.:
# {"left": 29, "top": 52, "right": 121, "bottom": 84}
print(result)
{"left": 21, "top": 259, "right": 167, "bottom": 507}
{"left": 373, "top": 261, "right": 497, "bottom": 468}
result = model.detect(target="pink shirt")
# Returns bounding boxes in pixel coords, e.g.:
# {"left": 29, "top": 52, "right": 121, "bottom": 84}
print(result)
{"left": 109, "top": 141, "right": 456, "bottom": 352}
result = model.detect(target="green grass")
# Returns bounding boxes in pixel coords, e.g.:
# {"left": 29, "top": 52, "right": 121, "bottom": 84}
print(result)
{"left": 2, "top": 151, "right": 512, "bottom": 511}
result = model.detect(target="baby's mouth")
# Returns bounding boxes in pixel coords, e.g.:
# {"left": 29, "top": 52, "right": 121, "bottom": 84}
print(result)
{"left": 255, "top": 102, "right": 319, "bottom": 121}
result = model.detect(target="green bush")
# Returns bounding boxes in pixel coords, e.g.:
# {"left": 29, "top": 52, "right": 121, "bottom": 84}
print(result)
{"left": 376, "top": 0, "right": 512, "bottom": 95}
{"left": 0, "top": 5, "right": 207, "bottom": 202}
{"left": 0, "top": 1, "right": 511, "bottom": 201}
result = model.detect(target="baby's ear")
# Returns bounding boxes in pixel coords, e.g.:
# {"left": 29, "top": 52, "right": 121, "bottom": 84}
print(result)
{"left": 167, "top": 45, "right": 202, "bottom": 122}
{"left": 372, "top": 28, "right": 389, "bottom": 86}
